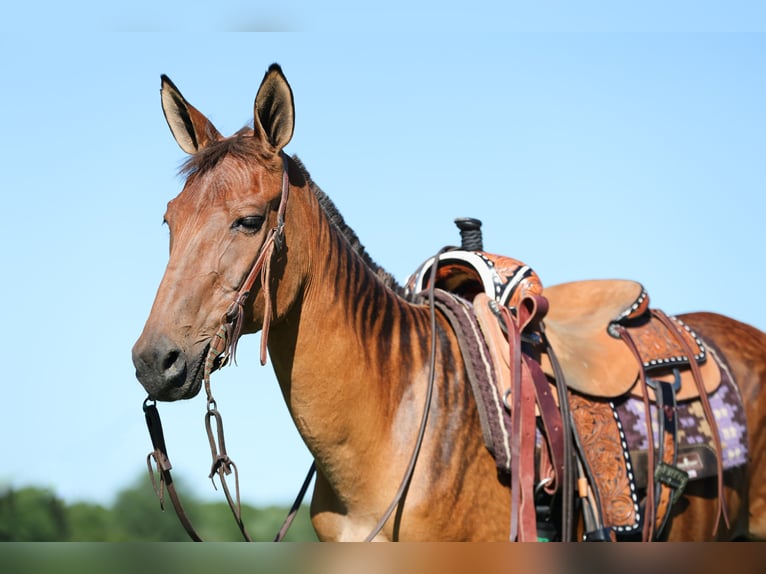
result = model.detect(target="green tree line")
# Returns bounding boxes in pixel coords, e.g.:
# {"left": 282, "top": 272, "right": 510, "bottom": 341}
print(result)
{"left": 0, "top": 473, "right": 317, "bottom": 541}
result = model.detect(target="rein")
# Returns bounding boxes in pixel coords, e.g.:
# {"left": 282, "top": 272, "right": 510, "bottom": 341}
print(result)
{"left": 362, "top": 247, "right": 446, "bottom": 541}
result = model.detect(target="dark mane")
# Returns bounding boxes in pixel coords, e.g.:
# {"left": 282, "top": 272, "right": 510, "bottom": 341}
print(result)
{"left": 290, "top": 155, "right": 405, "bottom": 296}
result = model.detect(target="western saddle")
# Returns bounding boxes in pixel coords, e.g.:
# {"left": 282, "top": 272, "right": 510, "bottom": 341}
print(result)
{"left": 405, "top": 218, "right": 731, "bottom": 542}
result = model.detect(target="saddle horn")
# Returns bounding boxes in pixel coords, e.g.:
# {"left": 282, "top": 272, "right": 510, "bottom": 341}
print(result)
{"left": 455, "top": 217, "right": 483, "bottom": 251}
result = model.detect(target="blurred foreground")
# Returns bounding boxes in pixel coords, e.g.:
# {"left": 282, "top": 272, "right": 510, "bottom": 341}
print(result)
{"left": 0, "top": 473, "right": 316, "bottom": 541}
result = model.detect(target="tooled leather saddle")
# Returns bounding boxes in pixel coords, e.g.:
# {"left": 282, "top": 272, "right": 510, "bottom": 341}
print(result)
{"left": 406, "top": 219, "right": 746, "bottom": 542}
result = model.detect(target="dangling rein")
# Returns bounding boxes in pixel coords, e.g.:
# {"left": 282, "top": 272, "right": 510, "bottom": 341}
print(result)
{"left": 143, "top": 155, "right": 315, "bottom": 542}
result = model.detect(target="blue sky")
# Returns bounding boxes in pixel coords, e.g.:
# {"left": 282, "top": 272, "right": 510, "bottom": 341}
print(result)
{"left": 2, "top": 5, "right": 765, "bottom": 508}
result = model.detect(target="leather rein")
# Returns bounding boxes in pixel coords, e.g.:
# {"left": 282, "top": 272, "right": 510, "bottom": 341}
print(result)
{"left": 142, "top": 154, "right": 440, "bottom": 541}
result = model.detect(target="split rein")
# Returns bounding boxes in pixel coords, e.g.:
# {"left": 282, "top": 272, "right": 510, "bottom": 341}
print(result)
{"left": 142, "top": 155, "right": 441, "bottom": 541}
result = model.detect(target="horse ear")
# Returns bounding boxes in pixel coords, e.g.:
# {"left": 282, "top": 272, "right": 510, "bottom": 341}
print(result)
{"left": 253, "top": 64, "right": 295, "bottom": 152}
{"left": 160, "top": 75, "right": 221, "bottom": 154}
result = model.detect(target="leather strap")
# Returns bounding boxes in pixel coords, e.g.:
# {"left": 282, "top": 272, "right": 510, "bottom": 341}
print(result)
{"left": 525, "top": 356, "right": 564, "bottom": 494}
{"left": 541, "top": 328, "right": 576, "bottom": 542}
{"left": 144, "top": 399, "right": 203, "bottom": 541}
{"left": 650, "top": 377, "right": 686, "bottom": 537}
{"left": 516, "top": 296, "right": 564, "bottom": 490}
{"left": 219, "top": 154, "right": 290, "bottom": 369}
{"left": 363, "top": 247, "right": 449, "bottom": 541}
{"left": 616, "top": 325, "right": 657, "bottom": 541}
{"left": 205, "top": 404, "right": 252, "bottom": 540}
{"left": 500, "top": 295, "right": 552, "bottom": 542}
{"left": 499, "top": 305, "right": 537, "bottom": 541}
{"left": 618, "top": 313, "right": 719, "bottom": 541}
{"left": 651, "top": 309, "right": 729, "bottom": 534}
{"left": 274, "top": 462, "right": 317, "bottom": 541}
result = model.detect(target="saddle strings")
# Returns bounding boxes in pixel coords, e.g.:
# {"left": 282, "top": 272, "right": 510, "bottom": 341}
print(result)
{"left": 651, "top": 309, "right": 730, "bottom": 534}
{"left": 616, "top": 326, "right": 659, "bottom": 541}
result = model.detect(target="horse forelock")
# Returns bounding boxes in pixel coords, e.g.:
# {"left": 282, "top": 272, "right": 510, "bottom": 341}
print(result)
{"left": 179, "top": 128, "right": 275, "bottom": 179}
{"left": 171, "top": 130, "right": 284, "bottom": 212}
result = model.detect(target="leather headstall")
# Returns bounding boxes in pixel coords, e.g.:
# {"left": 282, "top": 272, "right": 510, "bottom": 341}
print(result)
{"left": 143, "top": 153, "right": 303, "bottom": 543}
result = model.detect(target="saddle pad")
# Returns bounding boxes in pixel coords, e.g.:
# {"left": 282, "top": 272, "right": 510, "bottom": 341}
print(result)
{"left": 431, "top": 290, "right": 513, "bottom": 474}
{"left": 614, "top": 354, "right": 748, "bottom": 485}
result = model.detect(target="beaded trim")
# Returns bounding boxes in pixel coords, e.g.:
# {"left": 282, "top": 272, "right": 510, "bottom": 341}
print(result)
{"left": 609, "top": 400, "right": 641, "bottom": 534}
{"left": 608, "top": 289, "right": 649, "bottom": 338}
{"left": 642, "top": 315, "right": 706, "bottom": 370}
{"left": 473, "top": 252, "right": 506, "bottom": 301}
{"left": 614, "top": 289, "right": 649, "bottom": 322}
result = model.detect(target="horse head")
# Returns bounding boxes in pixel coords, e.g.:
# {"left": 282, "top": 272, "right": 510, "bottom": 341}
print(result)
{"left": 132, "top": 64, "right": 301, "bottom": 401}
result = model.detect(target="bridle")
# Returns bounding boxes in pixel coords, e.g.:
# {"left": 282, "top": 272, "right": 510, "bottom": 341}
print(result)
{"left": 212, "top": 152, "right": 290, "bottom": 372}
{"left": 143, "top": 153, "right": 298, "bottom": 542}
{"left": 142, "top": 153, "right": 439, "bottom": 541}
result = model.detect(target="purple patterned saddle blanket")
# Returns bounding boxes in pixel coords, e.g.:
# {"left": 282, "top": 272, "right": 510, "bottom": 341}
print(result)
{"left": 614, "top": 358, "right": 748, "bottom": 485}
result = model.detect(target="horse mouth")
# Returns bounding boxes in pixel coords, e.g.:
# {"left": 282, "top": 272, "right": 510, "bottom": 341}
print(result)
{"left": 175, "top": 341, "right": 230, "bottom": 400}
{"left": 182, "top": 346, "right": 208, "bottom": 399}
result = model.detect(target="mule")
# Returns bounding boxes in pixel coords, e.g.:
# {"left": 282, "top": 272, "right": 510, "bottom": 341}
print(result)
{"left": 132, "top": 64, "right": 766, "bottom": 541}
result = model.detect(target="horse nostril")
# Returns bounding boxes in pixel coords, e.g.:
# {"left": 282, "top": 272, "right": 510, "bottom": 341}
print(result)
{"left": 161, "top": 348, "right": 187, "bottom": 388}
{"left": 163, "top": 349, "right": 181, "bottom": 372}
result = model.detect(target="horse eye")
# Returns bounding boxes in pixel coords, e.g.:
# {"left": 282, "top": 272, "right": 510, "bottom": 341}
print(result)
{"left": 233, "top": 216, "right": 264, "bottom": 234}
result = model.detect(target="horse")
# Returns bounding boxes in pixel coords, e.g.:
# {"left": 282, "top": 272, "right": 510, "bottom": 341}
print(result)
{"left": 132, "top": 64, "right": 766, "bottom": 541}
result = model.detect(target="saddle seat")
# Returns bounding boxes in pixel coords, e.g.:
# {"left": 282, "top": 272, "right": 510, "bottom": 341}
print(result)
{"left": 541, "top": 279, "right": 720, "bottom": 401}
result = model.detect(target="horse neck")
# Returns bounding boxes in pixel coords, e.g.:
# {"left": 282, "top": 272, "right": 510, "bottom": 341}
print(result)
{"left": 267, "top": 186, "right": 434, "bottom": 476}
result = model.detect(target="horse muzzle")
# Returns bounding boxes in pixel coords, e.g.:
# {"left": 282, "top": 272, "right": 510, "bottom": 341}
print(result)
{"left": 132, "top": 334, "right": 206, "bottom": 401}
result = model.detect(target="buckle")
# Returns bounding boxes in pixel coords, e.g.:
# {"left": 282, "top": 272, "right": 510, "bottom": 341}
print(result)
{"left": 655, "top": 462, "right": 689, "bottom": 504}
